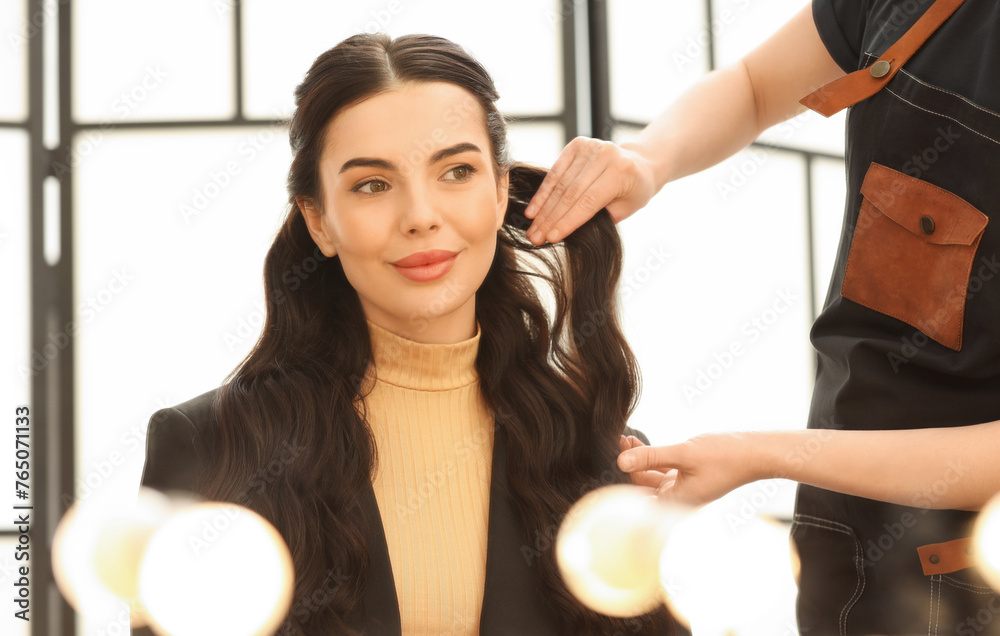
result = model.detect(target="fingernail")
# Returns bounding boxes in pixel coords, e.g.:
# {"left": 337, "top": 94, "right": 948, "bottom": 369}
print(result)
{"left": 528, "top": 230, "right": 540, "bottom": 244}
{"left": 619, "top": 453, "right": 636, "bottom": 471}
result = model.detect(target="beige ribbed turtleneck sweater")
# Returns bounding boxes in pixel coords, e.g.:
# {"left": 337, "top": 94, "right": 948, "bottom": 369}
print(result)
{"left": 362, "top": 318, "right": 495, "bottom": 636}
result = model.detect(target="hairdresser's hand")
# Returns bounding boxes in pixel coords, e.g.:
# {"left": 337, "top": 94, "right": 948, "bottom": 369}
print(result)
{"left": 617, "top": 432, "right": 765, "bottom": 507}
{"left": 524, "top": 138, "right": 658, "bottom": 245}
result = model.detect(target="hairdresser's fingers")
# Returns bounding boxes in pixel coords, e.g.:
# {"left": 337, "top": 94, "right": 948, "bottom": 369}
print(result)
{"left": 618, "top": 443, "right": 683, "bottom": 474}
{"left": 525, "top": 139, "right": 616, "bottom": 244}
{"left": 543, "top": 154, "right": 658, "bottom": 244}
{"left": 529, "top": 141, "right": 658, "bottom": 245}
{"left": 619, "top": 435, "right": 647, "bottom": 463}
{"left": 629, "top": 468, "right": 671, "bottom": 490}
{"left": 524, "top": 137, "right": 593, "bottom": 220}
{"left": 537, "top": 168, "right": 632, "bottom": 244}
{"left": 524, "top": 142, "right": 600, "bottom": 242}
{"left": 620, "top": 434, "right": 645, "bottom": 450}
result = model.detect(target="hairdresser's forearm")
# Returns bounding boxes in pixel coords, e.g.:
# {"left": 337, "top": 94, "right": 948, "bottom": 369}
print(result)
{"left": 620, "top": 4, "right": 843, "bottom": 192}
{"left": 755, "top": 421, "right": 1000, "bottom": 511}
{"left": 619, "top": 63, "right": 764, "bottom": 190}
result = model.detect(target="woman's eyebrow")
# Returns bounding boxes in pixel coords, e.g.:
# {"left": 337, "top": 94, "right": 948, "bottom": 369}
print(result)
{"left": 339, "top": 157, "right": 395, "bottom": 174}
{"left": 338, "top": 142, "right": 481, "bottom": 174}
{"left": 429, "top": 142, "right": 482, "bottom": 164}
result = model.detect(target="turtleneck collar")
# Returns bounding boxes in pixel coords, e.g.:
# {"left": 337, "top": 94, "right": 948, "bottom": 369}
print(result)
{"left": 364, "top": 318, "right": 481, "bottom": 391}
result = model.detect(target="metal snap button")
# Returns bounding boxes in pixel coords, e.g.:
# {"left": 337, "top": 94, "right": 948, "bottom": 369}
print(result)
{"left": 929, "top": 554, "right": 940, "bottom": 564}
{"left": 870, "top": 60, "right": 892, "bottom": 78}
{"left": 920, "top": 215, "right": 936, "bottom": 234}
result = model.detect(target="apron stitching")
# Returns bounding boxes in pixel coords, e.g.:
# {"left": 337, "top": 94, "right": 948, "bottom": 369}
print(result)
{"left": 792, "top": 515, "right": 865, "bottom": 635}
{"left": 793, "top": 513, "right": 854, "bottom": 533}
{"left": 899, "top": 68, "right": 1000, "bottom": 120}
{"left": 935, "top": 575, "right": 942, "bottom": 636}
{"left": 941, "top": 575, "right": 996, "bottom": 593}
{"left": 885, "top": 87, "right": 1000, "bottom": 146}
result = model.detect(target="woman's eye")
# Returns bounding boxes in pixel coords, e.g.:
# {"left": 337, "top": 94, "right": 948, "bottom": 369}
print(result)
{"left": 354, "top": 179, "right": 388, "bottom": 194}
{"left": 444, "top": 165, "right": 476, "bottom": 181}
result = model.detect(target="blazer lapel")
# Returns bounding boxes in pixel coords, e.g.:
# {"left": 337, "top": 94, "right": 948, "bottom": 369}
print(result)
{"left": 479, "top": 425, "right": 562, "bottom": 635}
{"left": 351, "top": 481, "right": 402, "bottom": 635}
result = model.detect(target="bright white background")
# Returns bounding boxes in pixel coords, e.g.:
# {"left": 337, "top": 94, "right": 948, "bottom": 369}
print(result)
{"left": 1, "top": 1, "right": 850, "bottom": 634}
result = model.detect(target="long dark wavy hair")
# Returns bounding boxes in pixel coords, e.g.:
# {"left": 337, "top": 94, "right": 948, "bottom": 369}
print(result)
{"left": 197, "top": 32, "right": 678, "bottom": 635}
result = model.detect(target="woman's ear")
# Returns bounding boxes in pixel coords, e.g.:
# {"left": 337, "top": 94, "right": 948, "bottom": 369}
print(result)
{"left": 495, "top": 169, "right": 510, "bottom": 232}
{"left": 296, "top": 195, "right": 338, "bottom": 258}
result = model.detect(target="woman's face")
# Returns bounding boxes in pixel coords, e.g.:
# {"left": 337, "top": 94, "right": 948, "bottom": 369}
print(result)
{"left": 299, "top": 81, "right": 508, "bottom": 344}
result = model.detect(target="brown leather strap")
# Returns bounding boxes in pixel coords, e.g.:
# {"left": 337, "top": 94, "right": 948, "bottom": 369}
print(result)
{"left": 801, "top": 0, "right": 967, "bottom": 117}
{"left": 917, "top": 537, "right": 974, "bottom": 575}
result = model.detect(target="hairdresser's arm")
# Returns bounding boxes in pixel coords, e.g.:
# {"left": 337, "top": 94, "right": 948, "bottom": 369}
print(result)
{"left": 524, "top": 3, "right": 845, "bottom": 245}
{"left": 618, "top": 420, "right": 1000, "bottom": 512}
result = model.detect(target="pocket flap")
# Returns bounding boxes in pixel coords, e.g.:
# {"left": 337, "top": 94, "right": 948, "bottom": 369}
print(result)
{"left": 860, "top": 162, "right": 988, "bottom": 246}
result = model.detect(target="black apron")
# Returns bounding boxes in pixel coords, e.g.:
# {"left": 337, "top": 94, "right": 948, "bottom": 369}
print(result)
{"left": 793, "top": 0, "right": 1000, "bottom": 633}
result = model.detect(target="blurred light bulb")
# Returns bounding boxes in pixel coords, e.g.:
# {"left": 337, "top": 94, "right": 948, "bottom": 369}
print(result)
{"left": 52, "top": 486, "right": 189, "bottom": 626}
{"left": 138, "top": 502, "right": 295, "bottom": 636}
{"left": 659, "top": 500, "right": 798, "bottom": 634}
{"left": 556, "top": 484, "right": 690, "bottom": 617}
{"left": 974, "top": 490, "right": 1000, "bottom": 592}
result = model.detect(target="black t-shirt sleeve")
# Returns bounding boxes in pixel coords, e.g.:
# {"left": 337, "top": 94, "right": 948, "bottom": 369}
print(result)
{"left": 813, "top": 0, "right": 872, "bottom": 73}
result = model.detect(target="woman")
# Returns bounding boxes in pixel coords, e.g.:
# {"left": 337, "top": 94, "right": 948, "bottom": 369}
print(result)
{"left": 139, "top": 33, "right": 684, "bottom": 635}
{"left": 525, "top": 0, "right": 1000, "bottom": 634}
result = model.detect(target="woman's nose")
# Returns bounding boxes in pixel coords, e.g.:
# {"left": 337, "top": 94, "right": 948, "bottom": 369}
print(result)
{"left": 399, "top": 188, "right": 443, "bottom": 234}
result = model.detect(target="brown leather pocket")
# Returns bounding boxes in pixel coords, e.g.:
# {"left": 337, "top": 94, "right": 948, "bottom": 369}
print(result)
{"left": 841, "top": 162, "right": 989, "bottom": 350}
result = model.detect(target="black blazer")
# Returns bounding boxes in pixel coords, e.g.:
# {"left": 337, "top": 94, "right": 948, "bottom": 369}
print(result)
{"left": 135, "top": 388, "right": 672, "bottom": 635}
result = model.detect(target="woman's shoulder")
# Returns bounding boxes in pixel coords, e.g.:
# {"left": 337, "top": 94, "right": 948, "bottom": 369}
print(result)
{"left": 140, "top": 387, "right": 219, "bottom": 495}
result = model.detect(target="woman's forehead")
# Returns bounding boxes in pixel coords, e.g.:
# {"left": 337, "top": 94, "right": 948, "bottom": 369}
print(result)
{"left": 321, "top": 82, "right": 489, "bottom": 168}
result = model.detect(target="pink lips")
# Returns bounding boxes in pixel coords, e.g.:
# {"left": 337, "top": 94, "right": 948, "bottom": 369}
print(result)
{"left": 391, "top": 249, "right": 458, "bottom": 282}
